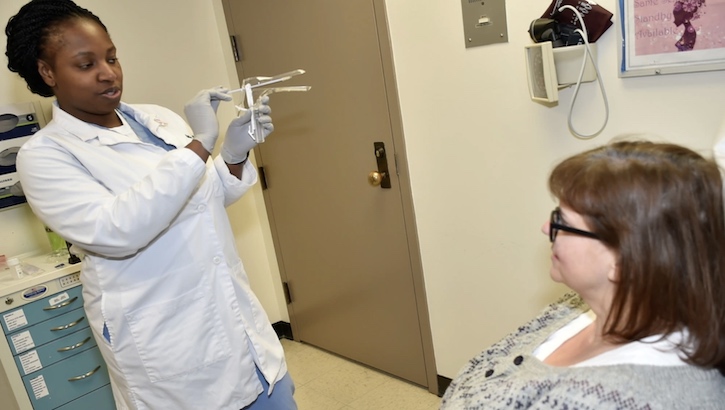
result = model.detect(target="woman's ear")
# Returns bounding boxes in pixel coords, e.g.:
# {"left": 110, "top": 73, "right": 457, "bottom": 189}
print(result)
{"left": 608, "top": 258, "right": 619, "bottom": 282}
{"left": 37, "top": 60, "right": 56, "bottom": 88}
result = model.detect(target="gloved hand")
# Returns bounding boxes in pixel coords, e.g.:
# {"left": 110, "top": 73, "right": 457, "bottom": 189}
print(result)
{"left": 183, "top": 87, "right": 232, "bottom": 153}
{"left": 221, "top": 96, "right": 274, "bottom": 164}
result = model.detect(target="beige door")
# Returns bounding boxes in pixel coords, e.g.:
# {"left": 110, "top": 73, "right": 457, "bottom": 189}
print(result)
{"left": 223, "top": 0, "right": 436, "bottom": 389}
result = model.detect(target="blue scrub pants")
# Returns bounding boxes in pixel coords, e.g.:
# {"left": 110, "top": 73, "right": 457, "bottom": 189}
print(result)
{"left": 242, "top": 367, "right": 297, "bottom": 410}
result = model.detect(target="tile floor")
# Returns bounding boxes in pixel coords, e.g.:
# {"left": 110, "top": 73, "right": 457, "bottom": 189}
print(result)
{"left": 281, "top": 338, "right": 441, "bottom": 410}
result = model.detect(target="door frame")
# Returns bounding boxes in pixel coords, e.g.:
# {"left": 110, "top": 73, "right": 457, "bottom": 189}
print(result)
{"left": 221, "top": 0, "right": 438, "bottom": 394}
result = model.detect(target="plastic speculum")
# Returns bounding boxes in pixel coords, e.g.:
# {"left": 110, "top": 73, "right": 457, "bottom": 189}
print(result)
{"left": 227, "top": 69, "right": 306, "bottom": 95}
{"left": 231, "top": 86, "right": 311, "bottom": 111}
{"left": 258, "top": 86, "right": 311, "bottom": 97}
{"left": 250, "top": 86, "right": 311, "bottom": 143}
{"left": 227, "top": 69, "right": 309, "bottom": 143}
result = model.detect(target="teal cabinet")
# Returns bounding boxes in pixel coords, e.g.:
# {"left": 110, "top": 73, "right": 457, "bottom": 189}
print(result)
{"left": 21, "top": 346, "right": 110, "bottom": 410}
{"left": 1, "top": 286, "right": 84, "bottom": 335}
{"left": 14, "top": 327, "right": 97, "bottom": 376}
{"left": 55, "top": 384, "right": 115, "bottom": 410}
{"left": 1, "top": 274, "right": 115, "bottom": 410}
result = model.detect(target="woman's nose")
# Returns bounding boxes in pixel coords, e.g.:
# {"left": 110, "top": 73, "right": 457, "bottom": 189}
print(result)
{"left": 541, "top": 220, "right": 550, "bottom": 236}
{"left": 98, "top": 63, "right": 117, "bottom": 81}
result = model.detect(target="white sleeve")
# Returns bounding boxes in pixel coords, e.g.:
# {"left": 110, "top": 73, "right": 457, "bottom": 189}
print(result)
{"left": 212, "top": 154, "right": 258, "bottom": 207}
{"left": 17, "top": 139, "right": 206, "bottom": 258}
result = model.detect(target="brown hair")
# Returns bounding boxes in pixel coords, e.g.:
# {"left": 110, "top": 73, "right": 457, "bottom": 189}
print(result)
{"left": 549, "top": 139, "right": 725, "bottom": 371}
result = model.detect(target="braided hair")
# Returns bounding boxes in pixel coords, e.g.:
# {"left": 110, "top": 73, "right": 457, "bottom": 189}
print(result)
{"left": 5, "top": 0, "right": 108, "bottom": 97}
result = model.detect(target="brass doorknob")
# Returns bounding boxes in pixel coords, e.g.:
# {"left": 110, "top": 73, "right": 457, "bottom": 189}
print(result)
{"left": 368, "top": 171, "right": 385, "bottom": 186}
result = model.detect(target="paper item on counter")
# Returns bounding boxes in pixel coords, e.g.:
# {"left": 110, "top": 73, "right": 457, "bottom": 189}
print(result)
{"left": 21, "top": 263, "right": 44, "bottom": 276}
{"left": 0, "top": 261, "right": 44, "bottom": 282}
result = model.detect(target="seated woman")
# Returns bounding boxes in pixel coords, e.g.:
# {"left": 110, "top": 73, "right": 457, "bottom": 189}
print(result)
{"left": 441, "top": 140, "right": 725, "bottom": 409}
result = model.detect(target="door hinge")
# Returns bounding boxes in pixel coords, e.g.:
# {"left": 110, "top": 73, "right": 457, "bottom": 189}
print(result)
{"left": 282, "top": 282, "right": 292, "bottom": 304}
{"left": 229, "top": 35, "right": 240, "bottom": 62}
{"left": 258, "top": 166, "right": 268, "bottom": 190}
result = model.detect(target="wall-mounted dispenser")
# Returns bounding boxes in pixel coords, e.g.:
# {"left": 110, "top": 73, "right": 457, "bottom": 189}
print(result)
{"left": 524, "top": 3, "right": 610, "bottom": 140}
{"left": 524, "top": 41, "right": 597, "bottom": 103}
{"left": 0, "top": 102, "right": 43, "bottom": 210}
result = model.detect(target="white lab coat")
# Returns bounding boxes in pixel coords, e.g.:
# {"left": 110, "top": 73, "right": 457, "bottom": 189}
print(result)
{"left": 16, "top": 102, "right": 287, "bottom": 410}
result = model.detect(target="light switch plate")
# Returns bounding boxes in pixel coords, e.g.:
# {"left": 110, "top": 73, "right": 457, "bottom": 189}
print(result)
{"left": 460, "top": 0, "right": 508, "bottom": 48}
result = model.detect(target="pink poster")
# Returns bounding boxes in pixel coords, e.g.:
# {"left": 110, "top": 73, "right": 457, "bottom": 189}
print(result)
{"left": 633, "top": 0, "right": 725, "bottom": 56}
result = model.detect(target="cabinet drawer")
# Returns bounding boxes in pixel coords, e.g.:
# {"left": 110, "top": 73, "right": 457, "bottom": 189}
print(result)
{"left": 55, "top": 384, "right": 116, "bottom": 410}
{"left": 7, "top": 307, "right": 88, "bottom": 355}
{"left": 14, "top": 327, "right": 98, "bottom": 376}
{"left": 1, "top": 286, "right": 84, "bottom": 334}
{"left": 22, "top": 346, "right": 110, "bottom": 410}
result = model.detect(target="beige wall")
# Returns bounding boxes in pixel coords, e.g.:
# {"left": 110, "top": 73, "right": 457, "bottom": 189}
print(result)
{"left": 385, "top": 0, "right": 725, "bottom": 377}
{"left": 1, "top": 0, "right": 724, "bottom": 380}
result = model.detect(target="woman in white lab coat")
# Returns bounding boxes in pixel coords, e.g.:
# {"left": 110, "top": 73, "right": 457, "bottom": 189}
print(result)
{"left": 5, "top": 1, "right": 296, "bottom": 409}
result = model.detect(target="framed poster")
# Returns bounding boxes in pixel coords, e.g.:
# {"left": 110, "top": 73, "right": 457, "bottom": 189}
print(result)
{"left": 618, "top": 0, "right": 725, "bottom": 77}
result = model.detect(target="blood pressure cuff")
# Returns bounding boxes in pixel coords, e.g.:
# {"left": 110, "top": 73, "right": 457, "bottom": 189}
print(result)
{"left": 541, "top": 0, "right": 613, "bottom": 43}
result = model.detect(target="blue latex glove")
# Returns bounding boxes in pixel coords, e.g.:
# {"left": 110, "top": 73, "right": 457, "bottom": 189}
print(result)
{"left": 183, "top": 87, "right": 232, "bottom": 153}
{"left": 221, "top": 96, "right": 274, "bottom": 164}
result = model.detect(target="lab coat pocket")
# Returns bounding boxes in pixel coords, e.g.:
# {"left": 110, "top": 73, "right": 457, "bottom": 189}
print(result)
{"left": 124, "top": 279, "right": 232, "bottom": 382}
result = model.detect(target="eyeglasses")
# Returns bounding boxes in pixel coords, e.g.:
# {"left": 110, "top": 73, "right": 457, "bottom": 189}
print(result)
{"left": 549, "top": 208, "right": 600, "bottom": 242}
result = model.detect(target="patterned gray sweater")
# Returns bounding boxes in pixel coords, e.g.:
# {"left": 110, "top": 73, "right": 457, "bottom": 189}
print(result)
{"left": 441, "top": 293, "right": 725, "bottom": 409}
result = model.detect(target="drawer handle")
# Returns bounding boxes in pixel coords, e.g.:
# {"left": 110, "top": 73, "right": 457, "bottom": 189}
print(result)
{"left": 68, "top": 365, "right": 101, "bottom": 382}
{"left": 57, "top": 336, "right": 92, "bottom": 352}
{"left": 43, "top": 296, "right": 79, "bottom": 311}
{"left": 50, "top": 316, "right": 85, "bottom": 331}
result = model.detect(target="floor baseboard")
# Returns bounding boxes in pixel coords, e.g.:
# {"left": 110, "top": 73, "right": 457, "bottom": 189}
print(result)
{"left": 272, "top": 321, "right": 294, "bottom": 340}
{"left": 437, "top": 374, "right": 452, "bottom": 397}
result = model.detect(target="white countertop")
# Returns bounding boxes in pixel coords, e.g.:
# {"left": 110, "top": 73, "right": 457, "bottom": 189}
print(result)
{"left": 0, "top": 252, "right": 81, "bottom": 296}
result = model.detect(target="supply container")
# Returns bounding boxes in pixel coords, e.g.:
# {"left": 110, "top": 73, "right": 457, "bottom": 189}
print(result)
{"left": 7, "top": 257, "right": 23, "bottom": 278}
